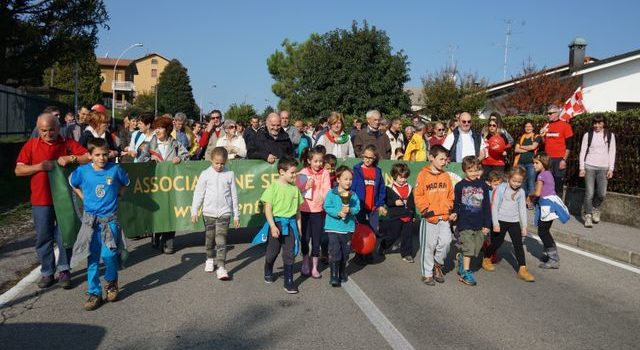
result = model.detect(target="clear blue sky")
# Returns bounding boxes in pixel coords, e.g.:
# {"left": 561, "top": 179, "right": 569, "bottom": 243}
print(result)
{"left": 96, "top": 0, "right": 640, "bottom": 114}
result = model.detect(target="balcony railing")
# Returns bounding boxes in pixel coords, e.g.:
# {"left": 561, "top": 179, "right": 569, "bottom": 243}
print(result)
{"left": 112, "top": 80, "right": 135, "bottom": 91}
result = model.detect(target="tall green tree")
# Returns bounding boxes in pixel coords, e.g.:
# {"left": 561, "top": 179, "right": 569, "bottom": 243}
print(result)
{"left": 261, "top": 105, "right": 275, "bottom": 118}
{"left": 1, "top": 0, "right": 109, "bottom": 86}
{"left": 42, "top": 53, "right": 103, "bottom": 107}
{"left": 156, "top": 59, "right": 197, "bottom": 118}
{"left": 226, "top": 103, "right": 257, "bottom": 124}
{"left": 421, "top": 67, "right": 488, "bottom": 120}
{"left": 267, "top": 21, "right": 411, "bottom": 119}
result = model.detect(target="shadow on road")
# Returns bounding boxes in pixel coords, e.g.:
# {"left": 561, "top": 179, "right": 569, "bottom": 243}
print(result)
{"left": 0, "top": 322, "right": 106, "bottom": 349}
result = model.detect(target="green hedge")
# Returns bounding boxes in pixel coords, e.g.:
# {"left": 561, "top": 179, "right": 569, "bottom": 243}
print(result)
{"left": 486, "top": 110, "right": 640, "bottom": 196}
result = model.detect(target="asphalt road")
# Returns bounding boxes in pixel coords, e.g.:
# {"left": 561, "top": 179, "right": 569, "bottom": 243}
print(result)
{"left": 1, "top": 230, "right": 639, "bottom": 350}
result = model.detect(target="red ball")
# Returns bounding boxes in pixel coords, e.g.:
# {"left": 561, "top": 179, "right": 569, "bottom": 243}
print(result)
{"left": 487, "top": 135, "right": 506, "bottom": 159}
{"left": 352, "top": 224, "right": 376, "bottom": 255}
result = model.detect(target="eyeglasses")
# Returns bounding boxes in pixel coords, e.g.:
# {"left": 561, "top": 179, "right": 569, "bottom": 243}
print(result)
{"left": 460, "top": 120, "right": 472, "bottom": 124}
{"left": 546, "top": 112, "right": 556, "bottom": 115}
{"left": 436, "top": 128, "right": 444, "bottom": 131}
{"left": 363, "top": 156, "right": 376, "bottom": 160}
{"left": 226, "top": 125, "right": 236, "bottom": 129}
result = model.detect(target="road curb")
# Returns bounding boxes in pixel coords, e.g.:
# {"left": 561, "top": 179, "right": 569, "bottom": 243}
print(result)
{"left": 530, "top": 226, "right": 640, "bottom": 268}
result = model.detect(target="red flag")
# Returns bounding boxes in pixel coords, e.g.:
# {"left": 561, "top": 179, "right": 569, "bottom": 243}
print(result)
{"left": 560, "top": 85, "right": 586, "bottom": 122}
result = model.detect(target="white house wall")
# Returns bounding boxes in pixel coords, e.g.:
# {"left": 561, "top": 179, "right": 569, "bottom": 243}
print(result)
{"left": 582, "top": 58, "right": 640, "bottom": 112}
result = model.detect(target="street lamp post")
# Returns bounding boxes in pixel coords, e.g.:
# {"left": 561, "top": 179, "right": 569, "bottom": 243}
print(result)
{"left": 112, "top": 43, "right": 143, "bottom": 128}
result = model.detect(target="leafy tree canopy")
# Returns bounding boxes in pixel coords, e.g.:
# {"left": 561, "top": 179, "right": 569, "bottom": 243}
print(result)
{"left": 156, "top": 59, "right": 198, "bottom": 118}
{"left": 421, "top": 67, "right": 488, "bottom": 120}
{"left": 42, "top": 53, "right": 103, "bottom": 107}
{"left": 226, "top": 103, "right": 257, "bottom": 124}
{"left": 1, "top": 0, "right": 109, "bottom": 86}
{"left": 267, "top": 20, "right": 411, "bottom": 119}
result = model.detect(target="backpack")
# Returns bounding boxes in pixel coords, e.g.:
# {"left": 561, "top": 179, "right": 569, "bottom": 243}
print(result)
{"left": 584, "top": 129, "right": 613, "bottom": 161}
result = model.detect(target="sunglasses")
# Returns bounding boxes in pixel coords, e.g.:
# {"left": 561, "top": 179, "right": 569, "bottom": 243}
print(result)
{"left": 211, "top": 116, "right": 221, "bottom": 120}
{"left": 226, "top": 125, "right": 236, "bottom": 129}
{"left": 547, "top": 112, "right": 556, "bottom": 115}
{"left": 489, "top": 123, "right": 497, "bottom": 127}
{"left": 363, "top": 156, "right": 376, "bottom": 160}
{"left": 436, "top": 128, "right": 444, "bottom": 131}
{"left": 460, "top": 120, "right": 472, "bottom": 124}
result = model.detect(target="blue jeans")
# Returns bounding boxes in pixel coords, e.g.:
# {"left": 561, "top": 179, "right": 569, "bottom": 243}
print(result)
{"left": 87, "top": 224, "right": 120, "bottom": 296}
{"left": 523, "top": 163, "right": 537, "bottom": 197}
{"left": 583, "top": 165, "right": 608, "bottom": 214}
{"left": 32, "top": 205, "right": 70, "bottom": 277}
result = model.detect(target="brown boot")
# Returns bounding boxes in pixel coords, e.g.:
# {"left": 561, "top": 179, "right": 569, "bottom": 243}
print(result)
{"left": 518, "top": 266, "right": 535, "bottom": 282}
{"left": 84, "top": 294, "right": 103, "bottom": 311}
{"left": 433, "top": 264, "right": 445, "bottom": 283}
{"left": 106, "top": 280, "right": 119, "bottom": 302}
{"left": 482, "top": 258, "right": 496, "bottom": 272}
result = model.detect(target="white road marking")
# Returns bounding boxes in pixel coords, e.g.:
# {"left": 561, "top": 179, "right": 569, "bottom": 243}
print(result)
{"left": 0, "top": 246, "right": 59, "bottom": 308}
{"left": 342, "top": 278, "right": 415, "bottom": 350}
{"left": 529, "top": 235, "right": 640, "bottom": 274}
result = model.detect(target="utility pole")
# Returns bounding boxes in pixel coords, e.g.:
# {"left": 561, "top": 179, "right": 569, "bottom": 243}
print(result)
{"left": 74, "top": 61, "right": 79, "bottom": 114}
{"left": 503, "top": 20, "right": 513, "bottom": 81}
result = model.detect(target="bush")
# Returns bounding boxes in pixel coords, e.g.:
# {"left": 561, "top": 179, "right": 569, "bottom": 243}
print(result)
{"left": 483, "top": 110, "right": 640, "bottom": 195}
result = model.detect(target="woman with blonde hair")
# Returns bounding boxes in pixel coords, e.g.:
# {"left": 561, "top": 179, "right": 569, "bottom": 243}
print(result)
{"left": 315, "top": 112, "right": 355, "bottom": 159}
{"left": 79, "top": 111, "right": 118, "bottom": 158}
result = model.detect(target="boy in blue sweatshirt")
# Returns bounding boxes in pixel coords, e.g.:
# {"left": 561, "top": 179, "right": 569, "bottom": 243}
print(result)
{"left": 453, "top": 155, "right": 491, "bottom": 286}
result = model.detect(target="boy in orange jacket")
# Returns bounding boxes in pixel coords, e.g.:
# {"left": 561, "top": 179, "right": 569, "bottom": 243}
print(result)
{"left": 414, "top": 145, "right": 456, "bottom": 286}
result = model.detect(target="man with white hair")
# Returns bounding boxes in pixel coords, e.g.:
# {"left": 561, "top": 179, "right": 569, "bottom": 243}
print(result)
{"left": 171, "top": 112, "right": 198, "bottom": 157}
{"left": 247, "top": 112, "right": 293, "bottom": 163}
{"left": 353, "top": 110, "right": 392, "bottom": 159}
{"left": 15, "top": 113, "right": 90, "bottom": 289}
{"left": 442, "top": 112, "right": 485, "bottom": 162}
{"left": 279, "top": 110, "right": 301, "bottom": 148}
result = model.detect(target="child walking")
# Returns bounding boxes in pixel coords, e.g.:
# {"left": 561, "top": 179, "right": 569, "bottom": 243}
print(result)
{"left": 482, "top": 167, "right": 535, "bottom": 282}
{"left": 351, "top": 145, "right": 387, "bottom": 265}
{"left": 252, "top": 157, "right": 304, "bottom": 294}
{"left": 529, "top": 153, "right": 570, "bottom": 269}
{"left": 323, "top": 166, "right": 360, "bottom": 287}
{"left": 453, "top": 156, "right": 491, "bottom": 286}
{"left": 379, "top": 163, "right": 416, "bottom": 263}
{"left": 414, "top": 145, "right": 455, "bottom": 286}
{"left": 69, "top": 138, "right": 129, "bottom": 311}
{"left": 191, "top": 147, "right": 240, "bottom": 281}
{"left": 295, "top": 146, "right": 331, "bottom": 278}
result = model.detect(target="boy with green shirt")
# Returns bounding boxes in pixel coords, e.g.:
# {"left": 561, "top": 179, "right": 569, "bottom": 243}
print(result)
{"left": 251, "top": 157, "right": 304, "bottom": 294}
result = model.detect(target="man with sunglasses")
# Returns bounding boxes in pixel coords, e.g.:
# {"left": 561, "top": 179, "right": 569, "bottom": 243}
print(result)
{"left": 200, "top": 110, "right": 225, "bottom": 161}
{"left": 442, "top": 112, "right": 485, "bottom": 162}
{"left": 540, "top": 105, "right": 574, "bottom": 195}
{"left": 429, "top": 122, "right": 446, "bottom": 148}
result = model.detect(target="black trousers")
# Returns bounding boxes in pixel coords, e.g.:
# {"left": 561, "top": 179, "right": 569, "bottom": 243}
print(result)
{"left": 549, "top": 158, "right": 566, "bottom": 195}
{"left": 328, "top": 232, "right": 352, "bottom": 263}
{"left": 301, "top": 212, "right": 324, "bottom": 257}
{"left": 265, "top": 230, "right": 295, "bottom": 266}
{"left": 380, "top": 219, "right": 414, "bottom": 257}
{"left": 485, "top": 221, "right": 526, "bottom": 266}
{"left": 537, "top": 220, "right": 556, "bottom": 249}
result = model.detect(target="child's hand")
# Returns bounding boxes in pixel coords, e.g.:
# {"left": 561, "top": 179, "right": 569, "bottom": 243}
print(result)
{"left": 395, "top": 199, "right": 404, "bottom": 206}
{"left": 152, "top": 154, "right": 162, "bottom": 162}
{"left": 234, "top": 218, "right": 240, "bottom": 229}
{"left": 338, "top": 211, "right": 347, "bottom": 219}
{"left": 378, "top": 207, "right": 387, "bottom": 216}
{"left": 172, "top": 156, "right": 181, "bottom": 164}
{"left": 270, "top": 224, "right": 280, "bottom": 238}
{"left": 482, "top": 227, "right": 490, "bottom": 235}
{"left": 449, "top": 213, "right": 457, "bottom": 221}
{"left": 493, "top": 225, "right": 500, "bottom": 233}
{"left": 341, "top": 205, "right": 350, "bottom": 214}
{"left": 521, "top": 227, "right": 528, "bottom": 237}
{"left": 191, "top": 215, "right": 198, "bottom": 224}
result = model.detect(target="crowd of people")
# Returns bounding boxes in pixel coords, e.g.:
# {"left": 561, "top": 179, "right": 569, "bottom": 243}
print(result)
{"left": 15, "top": 103, "right": 617, "bottom": 310}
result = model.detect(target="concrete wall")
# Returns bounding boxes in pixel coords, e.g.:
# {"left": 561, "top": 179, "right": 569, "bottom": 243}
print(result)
{"left": 564, "top": 186, "right": 640, "bottom": 228}
{"left": 582, "top": 57, "right": 640, "bottom": 112}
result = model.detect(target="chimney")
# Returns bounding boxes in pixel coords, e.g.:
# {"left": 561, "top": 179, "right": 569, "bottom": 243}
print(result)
{"left": 569, "top": 37, "right": 587, "bottom": 72}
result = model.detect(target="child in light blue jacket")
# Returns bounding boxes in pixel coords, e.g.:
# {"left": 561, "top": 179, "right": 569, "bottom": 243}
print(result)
{"left": 324, "top": 165, "right": 360, "bottom": 287}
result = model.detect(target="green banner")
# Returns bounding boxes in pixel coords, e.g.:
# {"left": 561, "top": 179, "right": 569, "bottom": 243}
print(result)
{"left": 50, "top": 159, "right": 463, "bottom": 248}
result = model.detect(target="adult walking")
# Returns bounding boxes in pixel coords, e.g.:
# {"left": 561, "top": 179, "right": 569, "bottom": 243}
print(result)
{"left": 428, "top": 122, "right": 446, "bottom": 148}
{"left": 125, "top": 113, "right": 156, "bottom": 163}
{"left": 579, "top": 114, "right": 616, "bottom": 228}
{"left": 247, "top": 112, "right": 294, "bottom": 163}
{"left": 15, "top": 113, "right": 90, "bottom": 288}
{"left": 353, "top": 110, "right": 392, "bottom": 159}
{"left": 200, "top": 110, "right": 225, "bottom": 161}
{"left": 280, "top": 110, "right": 301, "bottom": 148}
{"left": 315, "top": 112, "right": 355, "bottom": 159}
{"left": 172, "top": 112, "right": 199, "bottom": 158}
{"left": 480, "top": 117, "right": 510, "bottom": 178}
{"left": 216, "top": 119, "right": 247, "bottom": 159}
{"left": 386, "top": 118, "right": 405, "bottom": 160}
{"left": 540, "top": 105, "right": 574, "bottom": 195}
{"left": 513, "top": 120, "right": 542, "bottom": 198}
{"left": 78, "top": 110, "right": 118, "bottom": 158}
{"left": 442, "top": 112, "right": 485, "bottom": 162}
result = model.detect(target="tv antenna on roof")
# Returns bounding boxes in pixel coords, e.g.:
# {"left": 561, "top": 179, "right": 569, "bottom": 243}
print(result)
{"left": 501, "top": 19, "right": 526, "bottom": 80}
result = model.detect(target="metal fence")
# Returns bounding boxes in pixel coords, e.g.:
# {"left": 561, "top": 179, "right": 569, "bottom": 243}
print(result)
{"left": 0, "top": 84, "right": 69, "bottom": 136}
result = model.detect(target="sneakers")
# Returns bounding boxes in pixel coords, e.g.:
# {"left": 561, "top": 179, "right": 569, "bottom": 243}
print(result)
{"left": 106, "top": 280, "right": 119, "bottom": 302}
{"left": 329, "top": 261, "right": 341, "bottom": 287}
{"left": 216, "top": 267, "right": 230, "bottom": 281}
{"left": 421, "top": 276, "right": 435, "bottom": 286}
{"left": 283, "top": 264, "right": 298, "bottom": 294}
{"left": 584, "top": 214, "right": 593, "bottom": 228}
{"left": 592, "top": 209, "right": 601, "bottom": 223}
{"left": 57, "top": 270, "right": 72, "bottom": 289}
{"left": 204, "top": 258, "right": 215, "bottom": 273}
{"left": 37, "top": 274, "right": 56, "bottom": 289}
{"left": 459, "top": 270, "right": 477, "bottom": 286}
{"left": 482, "top": 258, "right": 496, "bottom": 272}
{"left": 84, "top": 294, "right": 103, "bottom": 311}
{"left": 433, "top": 264, "right": 445, "bottom": 283}
{"left": 163, "top": 247, "right": 174, "bottom": 255}
{"left": 402, "top": 256, "right": 414, "bottom": 263}
{"left": 517, "top": 266, "right": 535, "bottom": 282}
{"left": 539, "top": 247, "right": 560, "bottom": 269}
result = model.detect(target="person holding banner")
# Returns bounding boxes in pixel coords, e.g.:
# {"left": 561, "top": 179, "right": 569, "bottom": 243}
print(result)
{"left": 148, "top": 115, "right": 191, "bottom": 254}
{"left": 125, "top": 113, "right": 156, "bottom": 163}
{"left": 315, "top": 112, "right": 355, "bottom": 159}
{"left": 247, "top": 112, "right": 294, "bottom": 164}
{"left": 15, "top": 112, "right": 90, "bottom": 289}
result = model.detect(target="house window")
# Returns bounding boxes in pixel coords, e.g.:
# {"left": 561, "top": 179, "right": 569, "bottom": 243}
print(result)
{"left": 151, "top": 58, "right": 158, "bottom": 65}
{"left": 151, "top": 69, "right": 157, "bottom": 78}
{"left": 617, "top": 102, "right": 640, "bottom": 111}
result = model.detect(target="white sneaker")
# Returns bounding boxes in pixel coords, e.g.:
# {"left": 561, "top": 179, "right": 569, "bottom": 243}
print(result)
{"left": 592, "top": 209, "right": 601, "bottom": 223}
{"left": 204, "top": 258, "right": 215, "bottom": 273}
{"left": 216, "top": 267, "right": 230, "bottom": 281}
{"left": 584, "top": 214, "right": 593, "bottom": 228}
